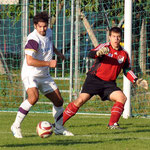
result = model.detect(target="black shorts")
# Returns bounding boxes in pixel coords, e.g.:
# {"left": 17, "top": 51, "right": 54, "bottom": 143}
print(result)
{"left": 81, "top": 74, "right": 122, "bottom": 101}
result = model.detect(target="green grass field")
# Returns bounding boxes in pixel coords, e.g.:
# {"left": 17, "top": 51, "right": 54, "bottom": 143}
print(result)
{"left": 0, "top": 112, "right": 150, "bottom": 150}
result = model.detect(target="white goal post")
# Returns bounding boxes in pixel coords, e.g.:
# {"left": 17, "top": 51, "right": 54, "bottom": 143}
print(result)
{"left": 123, "top": 0, "right": 132, "bottom": 119}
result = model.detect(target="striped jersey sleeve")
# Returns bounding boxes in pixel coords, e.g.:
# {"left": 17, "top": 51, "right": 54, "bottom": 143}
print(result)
{"left": 123, "top": 53, "right": 137, "bottom": 83}
{"left": 24, "top": 39, "right": 39, "bottom": 56}
{"left": 25, "top": 40, "right": 39, "bottom": 52}
{"left": 92, "top": 42, "right": 109, "bottom": 51}
{"left": 126, "top": 70, "right": 138, "bottom": 83}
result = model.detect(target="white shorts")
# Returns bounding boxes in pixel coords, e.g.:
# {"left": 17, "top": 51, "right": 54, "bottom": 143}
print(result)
{"left": 22, "top": 76, "right": 58, "bottom": 95}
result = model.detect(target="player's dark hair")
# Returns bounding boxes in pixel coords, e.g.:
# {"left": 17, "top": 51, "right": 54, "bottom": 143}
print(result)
{"left": 109, "top": 27, "right": 122, "bottom": 36}
{"left": 33, "top": 12, "right": 49, "bottom": 25}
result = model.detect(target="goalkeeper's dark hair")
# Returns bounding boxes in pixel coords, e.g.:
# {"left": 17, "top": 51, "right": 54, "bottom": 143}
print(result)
{"left": 33, "top": 12, "right": 49, "bottom": 25}
{"left": 109, "top": 27, "right": 122, "bottom": 36}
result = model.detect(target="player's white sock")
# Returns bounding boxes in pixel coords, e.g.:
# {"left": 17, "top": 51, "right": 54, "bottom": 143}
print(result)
{"left": 52, "top": 105, "right": 64, "bottom": 129}
{"left": 13, "top": 99, "right": 32, "bottom": 128}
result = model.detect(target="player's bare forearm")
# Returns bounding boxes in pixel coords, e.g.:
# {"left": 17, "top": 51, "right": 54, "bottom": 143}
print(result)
{"left": 49, "top": 60, "right": 57, "bottom": 68}
{"left": 53, "top": 45, "right": 65, "bottom": 60}
{"left": 26, "top": 55, "right": 56, "bottom": 67}
{"left": 53, "top": 45, "right": 59, "bottom": 55}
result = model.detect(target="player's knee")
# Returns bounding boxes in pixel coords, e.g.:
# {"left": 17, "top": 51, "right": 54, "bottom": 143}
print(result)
{"left": 53, "top": 98, "right": 64, "bottom": 107}
{"left": 110, "top": 91, "right": 127, "bottom": 104}
{"left": 57, "top": 99, "right": 64, "bottom": 107}
{"left": 116, "top": 95, "right": 127, "bottom": 104}
{"left": 74, "top": 97, "right": 86, "bottom": 107}
{"left": 123, "top": 95, "right": 127, "bottom": 103}
{"left": 28, "top": 95, "right": 39, "bottom": 105}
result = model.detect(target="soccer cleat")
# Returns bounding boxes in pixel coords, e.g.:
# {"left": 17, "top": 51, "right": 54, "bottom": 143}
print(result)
{"left": 54, "top": 127, "right": 74, "bottom": 136}
{"left": 11, "top": 124, "right": 23, "bottom": 138}
{"left": 107, "top": 122, "right": 122, "bottom": 129}
{"left": 51, "top": 123, "right": 55, "bottom": 128}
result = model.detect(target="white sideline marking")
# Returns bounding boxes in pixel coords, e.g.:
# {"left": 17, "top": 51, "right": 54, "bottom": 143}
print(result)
{"left": 1, "top": 111, "right": 150, "bottom": 119}
{"left": 2, "top": 131, "right": 37, "bottom": 135}
{"left": 2, "top": 131, "right": 150, "bottom": 140}
{"left": 0, "top": 110, "right": 110, "bottom": 116}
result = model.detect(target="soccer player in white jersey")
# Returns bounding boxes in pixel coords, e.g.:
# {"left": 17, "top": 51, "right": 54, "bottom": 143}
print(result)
{"left": 11, "top": 12, "right": 73, "bottom": 138}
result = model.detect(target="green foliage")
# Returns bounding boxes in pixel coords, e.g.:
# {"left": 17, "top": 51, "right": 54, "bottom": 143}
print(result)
{"left": 0, "top": 4, "right": 21, "bottom": 22}
{"left": 81, "top": 0, "right": 99, "bottom": 12}
{"left": 0, "top": 0, "right": 149, "bottom": 26}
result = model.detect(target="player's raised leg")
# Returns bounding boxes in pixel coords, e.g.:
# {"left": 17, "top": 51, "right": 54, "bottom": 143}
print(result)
{"left": 108, "top": 90, "right": 127, "bottom": 129}
{"left": 45, "top": 89, "right": 74, "bottom": 136}
{"left": 63, "top": 93, "right": 91, "bottom": 125}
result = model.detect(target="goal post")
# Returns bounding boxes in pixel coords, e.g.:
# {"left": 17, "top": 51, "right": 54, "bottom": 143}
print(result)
{"left": 123, "top": 0, "right": 132, "bottom": 119}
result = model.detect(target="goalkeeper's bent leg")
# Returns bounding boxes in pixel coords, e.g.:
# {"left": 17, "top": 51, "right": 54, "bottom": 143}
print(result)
{"left": 63, "top": 102, "right": 79, "bottom": 125}
{"left": 108, "top": 101, "right": 124, "bottom": 126}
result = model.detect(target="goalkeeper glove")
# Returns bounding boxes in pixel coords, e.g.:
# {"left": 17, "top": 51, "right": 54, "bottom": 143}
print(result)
{"left": 96, "top": 47, "right": 109, "bottom": 56}
{"left": 136, "top": 78, "right": 148, "bottom": 90}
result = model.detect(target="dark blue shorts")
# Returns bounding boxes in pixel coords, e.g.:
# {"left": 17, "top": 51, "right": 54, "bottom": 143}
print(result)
{"left": 81, "top": 74, "right": 121, "bottom": 100}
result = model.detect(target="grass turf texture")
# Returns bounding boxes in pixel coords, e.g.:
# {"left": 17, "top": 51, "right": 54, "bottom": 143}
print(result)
{"left": 0, "top": 112, "right": 150, "bottom": 150}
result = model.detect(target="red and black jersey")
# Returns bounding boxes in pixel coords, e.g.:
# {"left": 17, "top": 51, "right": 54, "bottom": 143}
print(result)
{"left": 88, "top": 42, "right": 137, "bottom": 83}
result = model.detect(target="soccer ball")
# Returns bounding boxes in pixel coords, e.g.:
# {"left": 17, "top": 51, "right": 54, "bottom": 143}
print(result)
{"left": 36, "top": 121, "right": 53, "bottom": 138}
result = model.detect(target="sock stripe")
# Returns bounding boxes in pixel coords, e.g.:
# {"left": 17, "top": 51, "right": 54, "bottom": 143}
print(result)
{"left": 64, "top": 108, "right": 76, "bottom": 116}
{"left": 109, "top": 102, "right": 125, "bottom": 126}
{"left": 112, "top": 106, "right": 124, "bottom": 111}
{"left": 63, "top": 102, "right": 79, "bottom": 125}
{"left": 56, "top": 113, "right": 63, "bottom": 122}
{"left": 111, "top": 110, "right": 122, "bottom": 115}
{"left": 19, "top": 107, "right": 29, "bottom": 115}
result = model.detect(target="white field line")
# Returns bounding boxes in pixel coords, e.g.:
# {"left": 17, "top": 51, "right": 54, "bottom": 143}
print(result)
{"left": 2, "top": 131, "right": 150, "bottom": 140}
{"left": 0, "top": 110, "right": 110, "bottom": 116}
{"left": 1, "top": 111, "right": 150, "bottom": 119}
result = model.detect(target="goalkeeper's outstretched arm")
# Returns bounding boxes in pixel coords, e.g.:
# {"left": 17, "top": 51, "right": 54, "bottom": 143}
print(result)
{"left": 123, "top": 68, "right": 148, "bottom": 90}
{"left": 88, "top": 46, "right": 109, "bottom": 58}
{"left": 88, "top": 50, "right": 97, "bottom": 58}
{"left": 135, "top": 78, "right": 148, "bottom": 90}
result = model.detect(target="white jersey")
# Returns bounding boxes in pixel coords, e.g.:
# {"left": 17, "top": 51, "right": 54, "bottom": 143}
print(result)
{"left": 21, "top": 28, "right": 53, "bottom": 79}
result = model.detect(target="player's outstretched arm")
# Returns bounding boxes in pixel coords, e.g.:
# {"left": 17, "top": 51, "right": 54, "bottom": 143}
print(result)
{"left": 88, "top": 47, "right": 109, "bottom": 58}
{"left": 96, "top": 47, "right": 109, "bottom": 56}
{"left": 135, "top": 78, "right": 149, "bottom": 90}
{"left": 123, "top": 69, "right": 148, "bottom": 90}
{"left": 123, "top": 54, "right": 148, "bottom": 90}
{"left": 26, "top": 55, "right": 57, "bottom": 68}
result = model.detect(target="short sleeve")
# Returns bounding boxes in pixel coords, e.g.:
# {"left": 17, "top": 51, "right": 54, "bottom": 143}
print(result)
{"left": 24, "top": 40, "right": 39, "bottom": 56}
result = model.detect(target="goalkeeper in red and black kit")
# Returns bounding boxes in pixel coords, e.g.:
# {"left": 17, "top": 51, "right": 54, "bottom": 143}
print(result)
{"left": 63, "top": 27, "right": 148, "bottom": 130}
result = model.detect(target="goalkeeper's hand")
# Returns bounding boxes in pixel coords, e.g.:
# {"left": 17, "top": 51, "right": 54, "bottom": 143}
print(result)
{"left": 96, "top": 47, "right": 109, "bottom": 56}
{"left": 136, "top": 78, "right": 148, "bottom": 90}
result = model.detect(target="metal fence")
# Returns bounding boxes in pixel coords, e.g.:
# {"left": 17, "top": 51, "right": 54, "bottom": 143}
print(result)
{"left": 0, "top": 0, "right": 149, "bottom": 116}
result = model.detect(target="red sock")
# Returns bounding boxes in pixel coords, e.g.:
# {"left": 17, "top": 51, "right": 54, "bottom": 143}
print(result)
{"left": 109, "top": 102, "right": 124, "bottom": 126}
{"left": 63, "top": 102, "right": 79, "bottom": 125}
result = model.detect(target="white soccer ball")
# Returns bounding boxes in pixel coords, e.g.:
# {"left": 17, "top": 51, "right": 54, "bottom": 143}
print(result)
{"left": 36, "top": 121, "right": 53, "bottom": 138}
